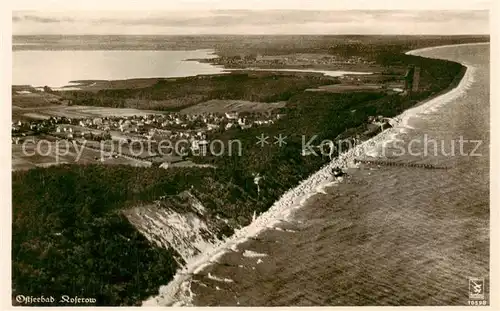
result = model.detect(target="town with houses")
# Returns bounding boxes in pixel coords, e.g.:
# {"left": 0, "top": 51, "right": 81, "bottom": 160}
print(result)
{"left": 200, "top": 53, "right": 377, "bottom": 68}
{"left": 12, "top": 110, "right": 285, "bottom": 169}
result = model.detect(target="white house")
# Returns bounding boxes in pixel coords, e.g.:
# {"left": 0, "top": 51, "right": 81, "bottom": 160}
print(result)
{"left": 191, "top": 139, "right": 209, "bottom": 156}
{"left": 207, "top": 124, "right": 220, "bottom": 131}
{"left": 241, "top": 124, "right": 253, "bottom": 130}
{"left": 225, "top": 112, "right": 239, "bottom": 120}
{"left": 198, "top": 140, "right": 209, "bottom": 156}
{"left": 93, "top": 118, "right": 103, "bottom": 126}
{"left": 191, "top": 140, "right": 200, "bottom": 151}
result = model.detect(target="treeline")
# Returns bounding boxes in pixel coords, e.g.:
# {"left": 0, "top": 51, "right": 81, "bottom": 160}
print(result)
{"left": 376, "top": 54, "right": 464, "bottom": 93}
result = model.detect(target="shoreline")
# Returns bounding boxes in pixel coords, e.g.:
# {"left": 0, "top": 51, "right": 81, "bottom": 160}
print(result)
{"left": 143, "top": 42, "right": 482, "bottom": 306}
{"left": 404, "top": 41, "right": 489, "bottom": 55}
{"left": 12, "top": 49, "right": 224, "bottom": 89}
{"left": 225, "top": 68, "right": 373, "bottom": 77}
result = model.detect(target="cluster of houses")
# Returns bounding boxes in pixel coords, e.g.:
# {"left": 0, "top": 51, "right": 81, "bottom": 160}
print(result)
{"left": 11, "top": 118, "right": 63, "bottom": 136}
{"left": 209, "top": 53, "right": 375, "bottom": 67}
{"left": 12, "top": 111, "right": 285, "bottom": 147}
{"left": 254, "top": 54, "right": 374, "bottom": 66}
{"left": 69, "top": 111, "right": 283, "bottom": 136}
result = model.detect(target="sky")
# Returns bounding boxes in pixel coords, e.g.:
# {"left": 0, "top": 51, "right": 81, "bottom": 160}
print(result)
{"left": 11, "top": 0, "right": 491, "bottom": 35}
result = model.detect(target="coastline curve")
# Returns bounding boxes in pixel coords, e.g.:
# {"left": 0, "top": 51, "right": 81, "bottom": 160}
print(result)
{"left": 143, "top": 42, "right": 486, "bottom": 306}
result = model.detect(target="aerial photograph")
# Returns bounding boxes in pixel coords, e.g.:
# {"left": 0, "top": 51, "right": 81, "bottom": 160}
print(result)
{"left": 11, "top": 1, "right": 490, "bottom": 307}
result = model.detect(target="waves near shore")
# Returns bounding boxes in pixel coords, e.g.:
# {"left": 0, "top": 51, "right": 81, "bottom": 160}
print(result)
{"left": 143, "top": 44, "right": 480, "bottom": 306}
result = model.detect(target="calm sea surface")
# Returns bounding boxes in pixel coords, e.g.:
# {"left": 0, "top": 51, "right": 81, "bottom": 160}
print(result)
{"left": 188, "top": 44, "right": 490, "bottom": 306}
{"left": 12, "top": 49, "right": 226, "bottom": 87}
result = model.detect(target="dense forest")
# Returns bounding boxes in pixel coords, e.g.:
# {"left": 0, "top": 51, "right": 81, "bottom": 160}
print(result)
{"left": 12, "top": 39, "right": 466, "bottom": 305}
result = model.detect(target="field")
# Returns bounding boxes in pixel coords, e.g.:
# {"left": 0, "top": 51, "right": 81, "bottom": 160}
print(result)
{"left": 13, "top": 104, "right": 162, "bottom": 121}
{"left": 306, "top": 84, "right": 385, "bottom": 93}
{"left": 180, "top": 99, "right": 287, "bottom": 114}
{"left": 12, "top": 138, "right": 151, "bottom": 171}
{"left": 12, "top": 92, "right": 62, "bottom": 108}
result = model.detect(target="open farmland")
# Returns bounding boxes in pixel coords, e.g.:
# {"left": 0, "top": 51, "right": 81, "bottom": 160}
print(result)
{"left": 12, "top": 138, "right": 151, "bottom": 171}
{"left": 13, "top": 105, "right": 163, "bottom": 121}
{"left": 12, "top": 92, "right": 62, "bottom": 108}
{"left": 306, "top": 84, "right": 385, "bottom": 93}
{"left": 180, "top": 99, "right": 287, "bottom": 114}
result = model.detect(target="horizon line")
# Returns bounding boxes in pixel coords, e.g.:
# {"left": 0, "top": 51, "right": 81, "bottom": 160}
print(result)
{"left": 13, "top": 33, "right": 491, "bottom": 36}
